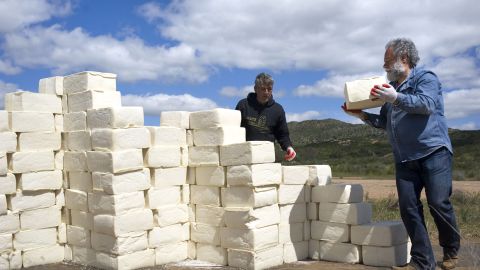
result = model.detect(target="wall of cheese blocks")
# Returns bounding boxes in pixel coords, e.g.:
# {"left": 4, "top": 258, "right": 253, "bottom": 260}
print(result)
{"left": 0, "top": 71, "right": 410, "bottom": 270}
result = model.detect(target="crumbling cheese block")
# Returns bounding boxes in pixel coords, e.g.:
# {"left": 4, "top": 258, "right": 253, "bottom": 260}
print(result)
{"left": 311, "top": 221, "right": 350, "bottom": 243}
{"left": 94, "top": 248, "right": 155, "bottom": 270}
{"left": 22, "top": 244, "right": 64, "bottom": 268}
{"left": 88, "top": 191, "right": 145, "bottom": 215}
{"left": 280, "top": 203, "right": 307, "bottom": 223}
{"left": 283, "top": 241, "right": 309, "bottom": 263}
{"left": 92, "top": 169, "right": 150, "bottom": 194}
{"left": 20, "top": 206, "right": 61, "bottom": 230}
{"left": 362, "top": 242, "right": 410, "bottom": 267}
{"left": 307, "top": 165, "right": 332, "bottom": 185}
{"left": 87, "top": 107, "right": 144, "bottom": 129}
{"left": 144, "top": 146, "right": 181, "bottom": 168}
{"left": 7, "top": 191, "right": 55, "bottom": 212}
{"left": 278, "top": 184, "right": 305, "bottom": 204}
{"left": 344, "top": 76, "right": 386, "bottom": 110}
{"left": 160, "top": 111, "right": 190, "bottom": 129}
{"left": 190, "top": 223, "right": 221, "bottom": 245}
{"left": 188, "top": 146, "right": 219, "bottom": 167}
{"left": 147, "top": 126, "right": 187, "bottom": 145}
{"left": 39, "top": 76, "right": 64, "bottom": 95}
{"left": 221, "top": 186, "right": 277, "bottom": 208}
{"left": 0, "top": 213, "right": 19, "bottom": 234}
{"left": 195, "top": 166, "right": 225, "bottom": 186}
{"left": 67, "top": 225, "right": 91, "bottom": 248}
{"left": 91, "top": 231, "right": 148, "bottom": 255}
{"left": 5, "top": 91, "right": 62, "bottom": 113}
{"left": 69, "top": 171, "right": 93, "bottom": 192}
{"left": 318, "top": 202, "right": 372, "bottom": 225}
{"left": 18, "top": 170, "right": 63, "bottom": 191}
{"left": 64, "top": 71, "right": 117, "bottom": 94}
{"left": 9, "top": 150, "right": 54, "bottom": 173}
{"left": 0, "top": 110, "right": 9, "bottom": 131}
{"left": 0, "top": 132, "right": 16, "bottom": 153}
{"left": 146, "top": 186, "right": 181, "bottom": 208}
{"left": 220, "top": 141, "right": 275, "bottom": 166}
{"left": 94, "top": 209, "right": 154, "bottom": 236}
{"left": 91, "top": 127, "right": 150, "bottom": 151}
{"left": 8, "top": 111, "right": 54, "bottom": 132}
{"left": 64, "top": 151, "right": 88, "bottom": 171}
{"left": 195, "top": 205, "right": 225, "bottom": 226}
{"left": 68, "top": 90, "right": 121, "bottom": 112}
{"left": 311, "top": 184, "right": 363, "bottom": 203}
{"left": 154, "top": 204, "right": 189, "bottom": 227}
{"left": 196, "top": 243, "right": 227, "bottom": 265}
{"left": 224, "top": 204, "right": 280, "bottom": 229}
{"left": 221, "top": 225, "right": 278, "bottom": 251}
{"left": 13, "top": 227, "right": 57, "bottom": 250}
{"left": 65, "top": 130, "right": 91, "bottom": 151}
{"left": 319, "top": 241, "right": 361, "bottom": 263}
{"left": 148, "top": 224, "right": 187, "bottom": 246}
{"left": 228, "top": 245, "right": 284, "bottom": 270}
{"left": 282, "top": 165, "right": 310, "bottom": 185}
{"left": 87, "top": 149, "right": 143, "bottom": 173}
{"left": 64, "top": 112, "right": 87, "bottom": 132}
{"left": 190, "top": 185, "right": 220, "bottom": 206}
{"left": 71, "top": 210, "right": 94, "bottom": 230}
{"left": 18, "top": 131, "right": 61, "bottom": 151}
{"left": 154, "top": 242, "right": 188, "bottom": 265}
{"left": 227, "top": 163, "right": 282, "bottom": 186}
{"left": 189, "top": 108, "right": 241, "bottom": 129}
{"left": 278, "top": 222, "right": 304, "bottom": 243}
{"left": 351, "top": 220, "right": 408, "bottom": 246}
{"left": 193, "top": 127, "right": 246, "bottom": 146}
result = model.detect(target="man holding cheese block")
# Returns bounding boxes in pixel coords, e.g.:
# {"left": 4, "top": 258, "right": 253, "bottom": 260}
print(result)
{"left": 342, "top": 38, "right": 460, "bottom": 270}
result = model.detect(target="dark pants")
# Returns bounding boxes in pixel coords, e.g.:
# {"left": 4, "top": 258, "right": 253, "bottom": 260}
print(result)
{"left": 395, "top": 147, "right": 460, "bottom": 270}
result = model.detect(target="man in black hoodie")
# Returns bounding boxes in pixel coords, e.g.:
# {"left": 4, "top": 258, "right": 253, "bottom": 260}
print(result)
{"left": 235, "top": 72, "right": 296, "bottom": 161}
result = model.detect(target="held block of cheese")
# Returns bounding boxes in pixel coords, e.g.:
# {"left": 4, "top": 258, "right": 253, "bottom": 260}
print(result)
{"left": 193, "top": 127, "right": 246, "bottom": 146}
{"left": 9, "top": 111, "right": 54, "bottom": 132}
{"left": 146, "top": 126, "right": 187, "bottom": 146}
{"left": 307, "top": 165, "right": 332, "bottom": 186}
{"left": 228, "top": 245, "right": 284, "bottom": 270}
{"left": 350, "top": 220, "right": 408, "bottom": 246}
{"left": 220, "top": 141, "right": 275, "bottom": 166}
{"left": 318, "top": 202, "right": 372, "bottom": 225}
{"left": 160, "top": 111, "right": 190, "bottom": 129}
{"left": 87, "top": 149, "right": 144, "bottom": 173}
{"left": 5, "top": 91, "right": 62, "bottom": 113}
{"left": 227, "top": 163, "right": 282, "bottom": 187}
{"left": 224, "top": 204, "right": 280, "bottom": 229}
{"left": 344, "top": 76, "right": 386, "bottom": 110}
{"left": 87, "top": 107, "right": 144, "bottom": 129}
{"left": 221, "top": 186, "right": 277, "bottom": 208}
{"left": 189, "top": 108, "right": 241, "bottom": 129}
{"left": 220, "top": 225, "right": 279, "bottom": 251}
{"left": 39, "top": 76, "right": 64, "bottom": 95}
{"left": 67, "top": 90, "right": 121, "bottom": 112}
{"left": 93, "top": 209, "right": 153, "bottom": 236}
{"left": 311, "top": 184, "right": 363, "bottom": 203}
{"left": 63, "top": 71, "right": 117, "bottom": 94}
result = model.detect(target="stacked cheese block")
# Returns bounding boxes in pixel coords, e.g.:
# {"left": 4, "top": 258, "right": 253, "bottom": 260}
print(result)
{"left": 1, "top": 88, "right": 65, "bottom": 268}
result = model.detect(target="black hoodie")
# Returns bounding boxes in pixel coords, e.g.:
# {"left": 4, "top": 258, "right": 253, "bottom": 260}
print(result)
{"left": 235, "top": 92, "right": 292, "bottom": 151}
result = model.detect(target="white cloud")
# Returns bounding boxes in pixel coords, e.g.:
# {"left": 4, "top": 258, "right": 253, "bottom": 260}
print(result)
{"left": 0, "top": 59, "right": 21, "bottom": 75}
{"left": 0, "top": 80, "right": 20, "bottom": 109}
{"left": 286, "top": 110, "right": 321, "bottom": 122}
{"left": 122, "top": 93, "right": 218, "bottom": 116}
{"left": 444, "top": 88, "right": 480, "bottom": 119}
{"left": 293, "top": 73, "right": 381, "bottom": 97}
{"left": 220, "top": 85, "right": 252, "bottom": 97}
{"left": 136, "top": 2, "right": 164, "bottom": 23}
{"left": 451, "top": 122, "right": 477, "bottom": 130}
{"left": 430, "top": 56, "right": 480, "bottom": 89}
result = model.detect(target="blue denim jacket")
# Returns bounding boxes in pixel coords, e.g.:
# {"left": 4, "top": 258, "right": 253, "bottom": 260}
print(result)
{"left": 364, "top": 67, "right": 452, "bottom": 163}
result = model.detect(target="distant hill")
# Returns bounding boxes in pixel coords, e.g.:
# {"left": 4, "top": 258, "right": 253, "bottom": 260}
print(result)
{"left": 274, "top": 119, "right": 480, "bottom": 181}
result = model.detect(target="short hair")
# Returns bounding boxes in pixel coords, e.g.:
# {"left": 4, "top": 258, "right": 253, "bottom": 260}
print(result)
{"left": 385, "top": 38, "right": 420, "bottom": 68}
{"left": 254, "top": 72, "right": 274, "bottom": 88}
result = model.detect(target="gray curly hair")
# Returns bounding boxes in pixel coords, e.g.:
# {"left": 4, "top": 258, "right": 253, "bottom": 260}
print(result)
{"left": 254, "top": 72, "right": 274, "bottom": 88}
{"left": 385, "top": 38, "right": 420, "bottom": 68}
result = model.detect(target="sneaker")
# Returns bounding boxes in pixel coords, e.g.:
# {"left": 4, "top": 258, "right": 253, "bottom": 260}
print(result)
{"left": 439, "top": 256, "right": 458, "bottom": 270}
{"left": 391, "top": 263, "right": 417, "bottom": 270}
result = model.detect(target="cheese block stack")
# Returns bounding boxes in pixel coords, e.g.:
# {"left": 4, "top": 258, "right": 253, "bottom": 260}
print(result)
{"left": 1, "top": 87, "right": 65, "bottom": 268}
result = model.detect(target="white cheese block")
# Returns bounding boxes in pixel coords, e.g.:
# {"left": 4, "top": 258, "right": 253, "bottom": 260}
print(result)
{"left": 91, "top": 231, "right": 148, "bottom": 255}
{"left": 307, "top": 202, "right": 318, "bottom": 220}
{"left": 151, "top": 166, "right": 186, "bottom": 186}
{"left": 190, "top": 185, "right": 220, "bottom": 206}
{"left": 0, "top": 212, "right": 19, "bottom": 234}
{"left": 88, "top": 191, "right": 145, "bottom": 215}
{"left": 312, "top": 184, "right": 363, "bottom": 203}
{"left": 181, "top": 184, "right": 190, "bottom": 204}
{"left": 304, "top": 221, "right": 311, "bottom": 241}
{"left": 227, "top": 163, "right": 282, "bottom": 187}
{"left": 193, "top": 127, "right": 246, "bottom": 146}
{"left": 7, "top": 190, "right": 55, "bottom": 212}
{"left": 146, "top": 126, "right": 187, "bottom": 146}
{"left": 54, "top": 150, "right": 64, "bottom": 170}
{"left": 69, "top": 171, "right": 93, "bottom": 192}
{"left": 311, "top": 221, "right": 350, "bottom": 242}
{"left": 187, "top": 241, "right": 196, "bottom": 259}
{"left": 94, "top": 209, "right": 153, "bottom": 236}
{"left": 64, "top": 112, "right": 87, "bottom": 132}
{"left": 58, "top": 223, "right": 67, "bottom": 244}
{"left": 91, "top": 127, "right": 150, "bottom": 151}
{"left": 18, "top": 170, "right": 63, "bottom": 191}
{"left": 228, "top": 244, "right": 284, "bottom": 270}
{"left": 186, "top": 166, "right": 195, "bottom": 184}
{"left": 224, "top": 205, "right": 280, "bottom": 230}
{"left": 282, "top": 165, "right": 310, "bottom": 185}
{"left": 189, "top": 108, "right": 241, "bottom": 129}
{"left": 39, "top": 76, "right": 64, "bottom": 95}
{"left": 309, "top": 239, "right": 321, "bottom": 260}
{"left": 87, "top": 106, "right": 144, "bottom": 129}
{"left": 344, "top": 76, "right": 386, "bottom": 110}
{"left": 181, "top": 145, "right": 189, "bottom": 166}
{"left": 64, "top": 244, "right": 73, "bottom": 261}
{"left": 56, "top": 189, "right": 65, "bottom": 207}
{"left": 63, "top": 151, "right": 88, "bottom": 172}
{"left": 0, "top": 250, "right": 22, "bottom": 269}
{"left": 0, "top": 132, "right": 16, "bottom": 153}
{"left": 0, "top": 153, "right": 6, "bottom": 175}
{"left": 160, "top": 111, "right": 190, "bottom": 129}
{"left": 283, "top": 241, "right": 309, "bottom": 263}
{"left": 154, "top": 204, "right": 189, "bottom": 227}
{"left": 362, "top": 242, "right": 410, "bottom": 267}
{"left": 65, "top": 130, "right": 92, "bottom": 151}
{"left": 0, "top": 110, "right": 10, "bottom": 131}
{"left": 93, "top": 169, "right": 150, "bottom": 194}
{"left": 186, "top": 129, "right": 193, "bottom": 146}
{"left": 5, "top": 91, "right": 62, "bottom": 113}
{"left": 8, "top": 111, "right": 54, "bottom": 132}
{"left": 9, "top": 150, "right": 54, "bottom": 173}
{"left": 20, "top": 206, "right": 61, "bottom": 230}
{"left": 0, "top": 173, "right": 16, "bottom": 194}
{"left": 70, "top": 210, "right": 93, "bottom": 230}
{"left": 0, "top": 195, "right": 6, "bottom": 215}
{"left": 350, "top": 220, "right": 408, "bottom": 246}
{"left": 278, "top": 184, "right": 305, "bottom": 204}
{"left": 195, "top": 166, "right": 225, "bottom": 186}
{"left": 318, "top": 202, "right": 372, "bottom": 225}
{"left": 195, "top": 205, "right": 224, "bottom": 226}
{"left": 22, "top": 244, "right": 64, "bottom": 268}
{"left": 71, "top": 246, "right": 96, "bottom": 266}
{"left": 69, "top": 89, "right": 121, "bottom": 112}
{"left": 308, "top": 165, "right": 332, "bottom": 186}
{"left": 55, "top": 114, "right": 63, "bottom": 132}
{"left": 319, "top": 241, "right": 361, "bottom": 263}
{"left": 220, "top": 141, "right": 275, "bottom": 166}
{"left": 0, "top": 233, "right": 12, "bottom": 251}
{"left": 67, "top": 225, "right": 91, "bottom": 247}
{"left": 65, "top": 189, "right": 88, "bottom": 211}
{"left": 146, "top": 186, "right": 181, "bottom": 208}
{"left": 144, "top": 146, "right": 181, "bottom": 168}
{"left": 279, "top": 203, "right": 307, "bottom": 223}
{"left": 188, "top": 146, "right": 219, "bottom": 167}
{"left": 278, "top": 222, "right": 304, "bottom": 243}
{"left": 190, "top": 222, "right": 221, "bottom": 245}
{"left": 221, "top": 225, "right": 279, "bottom": 251}
{"left": 64, "top": 71, "right": 117, "bottom": 94}
{"left": 196, "top": 243, "right": 227, "bottom": 265}
{"left": 148, "top": 224, "right": 186, "bottom": 247}
{"left": 95, "top": 249, "right": 155, "bottom": 270}
{"left": 221, "top": 186, "right": 277, "bottom": 208}
{"left": 87, "top": 149, "right": 143, "bottom": 173}
{"left": 62, "top": 95, "right": 68, "bottom": 114}
{"left": 13, "top": 227, "right": 57, "bottom": 250}
{"left": 155, "top": 241, "right": 188, "bottom": 265}
{"left": 305, "top": 185, "right": 311, "bottom": 203}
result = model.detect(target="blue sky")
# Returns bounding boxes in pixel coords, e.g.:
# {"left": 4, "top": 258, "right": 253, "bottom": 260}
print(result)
{"left": 1, "top": 0, "right": 479, "bottom": 129}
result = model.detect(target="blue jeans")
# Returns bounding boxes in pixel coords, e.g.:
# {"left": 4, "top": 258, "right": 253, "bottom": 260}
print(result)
{"left": 395, "top": 147, "right": 460, "bottom": 270}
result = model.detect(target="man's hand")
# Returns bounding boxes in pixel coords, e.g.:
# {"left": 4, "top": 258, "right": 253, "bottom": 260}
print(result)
{"left": 370, "top": 84, "right": 397, "bottom": 103}
{"left": 284, "top": 146, "right": 296, "bottom": 161}
{"left": 341, "top": 102, "right": 366, "bottom": 120}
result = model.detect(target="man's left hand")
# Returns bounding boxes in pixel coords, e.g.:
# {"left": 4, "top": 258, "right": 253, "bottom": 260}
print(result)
{"left": 284, "top": 147, "right": 296, "bottom": 161}
{"left": 370, "top": 83, "right": 398, "bottom": 103}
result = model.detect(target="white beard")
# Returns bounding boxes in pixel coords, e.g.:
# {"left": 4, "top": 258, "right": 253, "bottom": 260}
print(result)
{"left": 386, "top": 60, "right": 406, "bottom": 82}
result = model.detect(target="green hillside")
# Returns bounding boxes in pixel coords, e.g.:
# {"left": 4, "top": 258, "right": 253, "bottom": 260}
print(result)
{"left": 275, "top": 119, "right": 480, "bottom": 180}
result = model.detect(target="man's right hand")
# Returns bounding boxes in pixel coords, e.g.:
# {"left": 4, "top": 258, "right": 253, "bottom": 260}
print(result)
{"left": 341, "top": 102, "right": 366, "bottom": 120}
